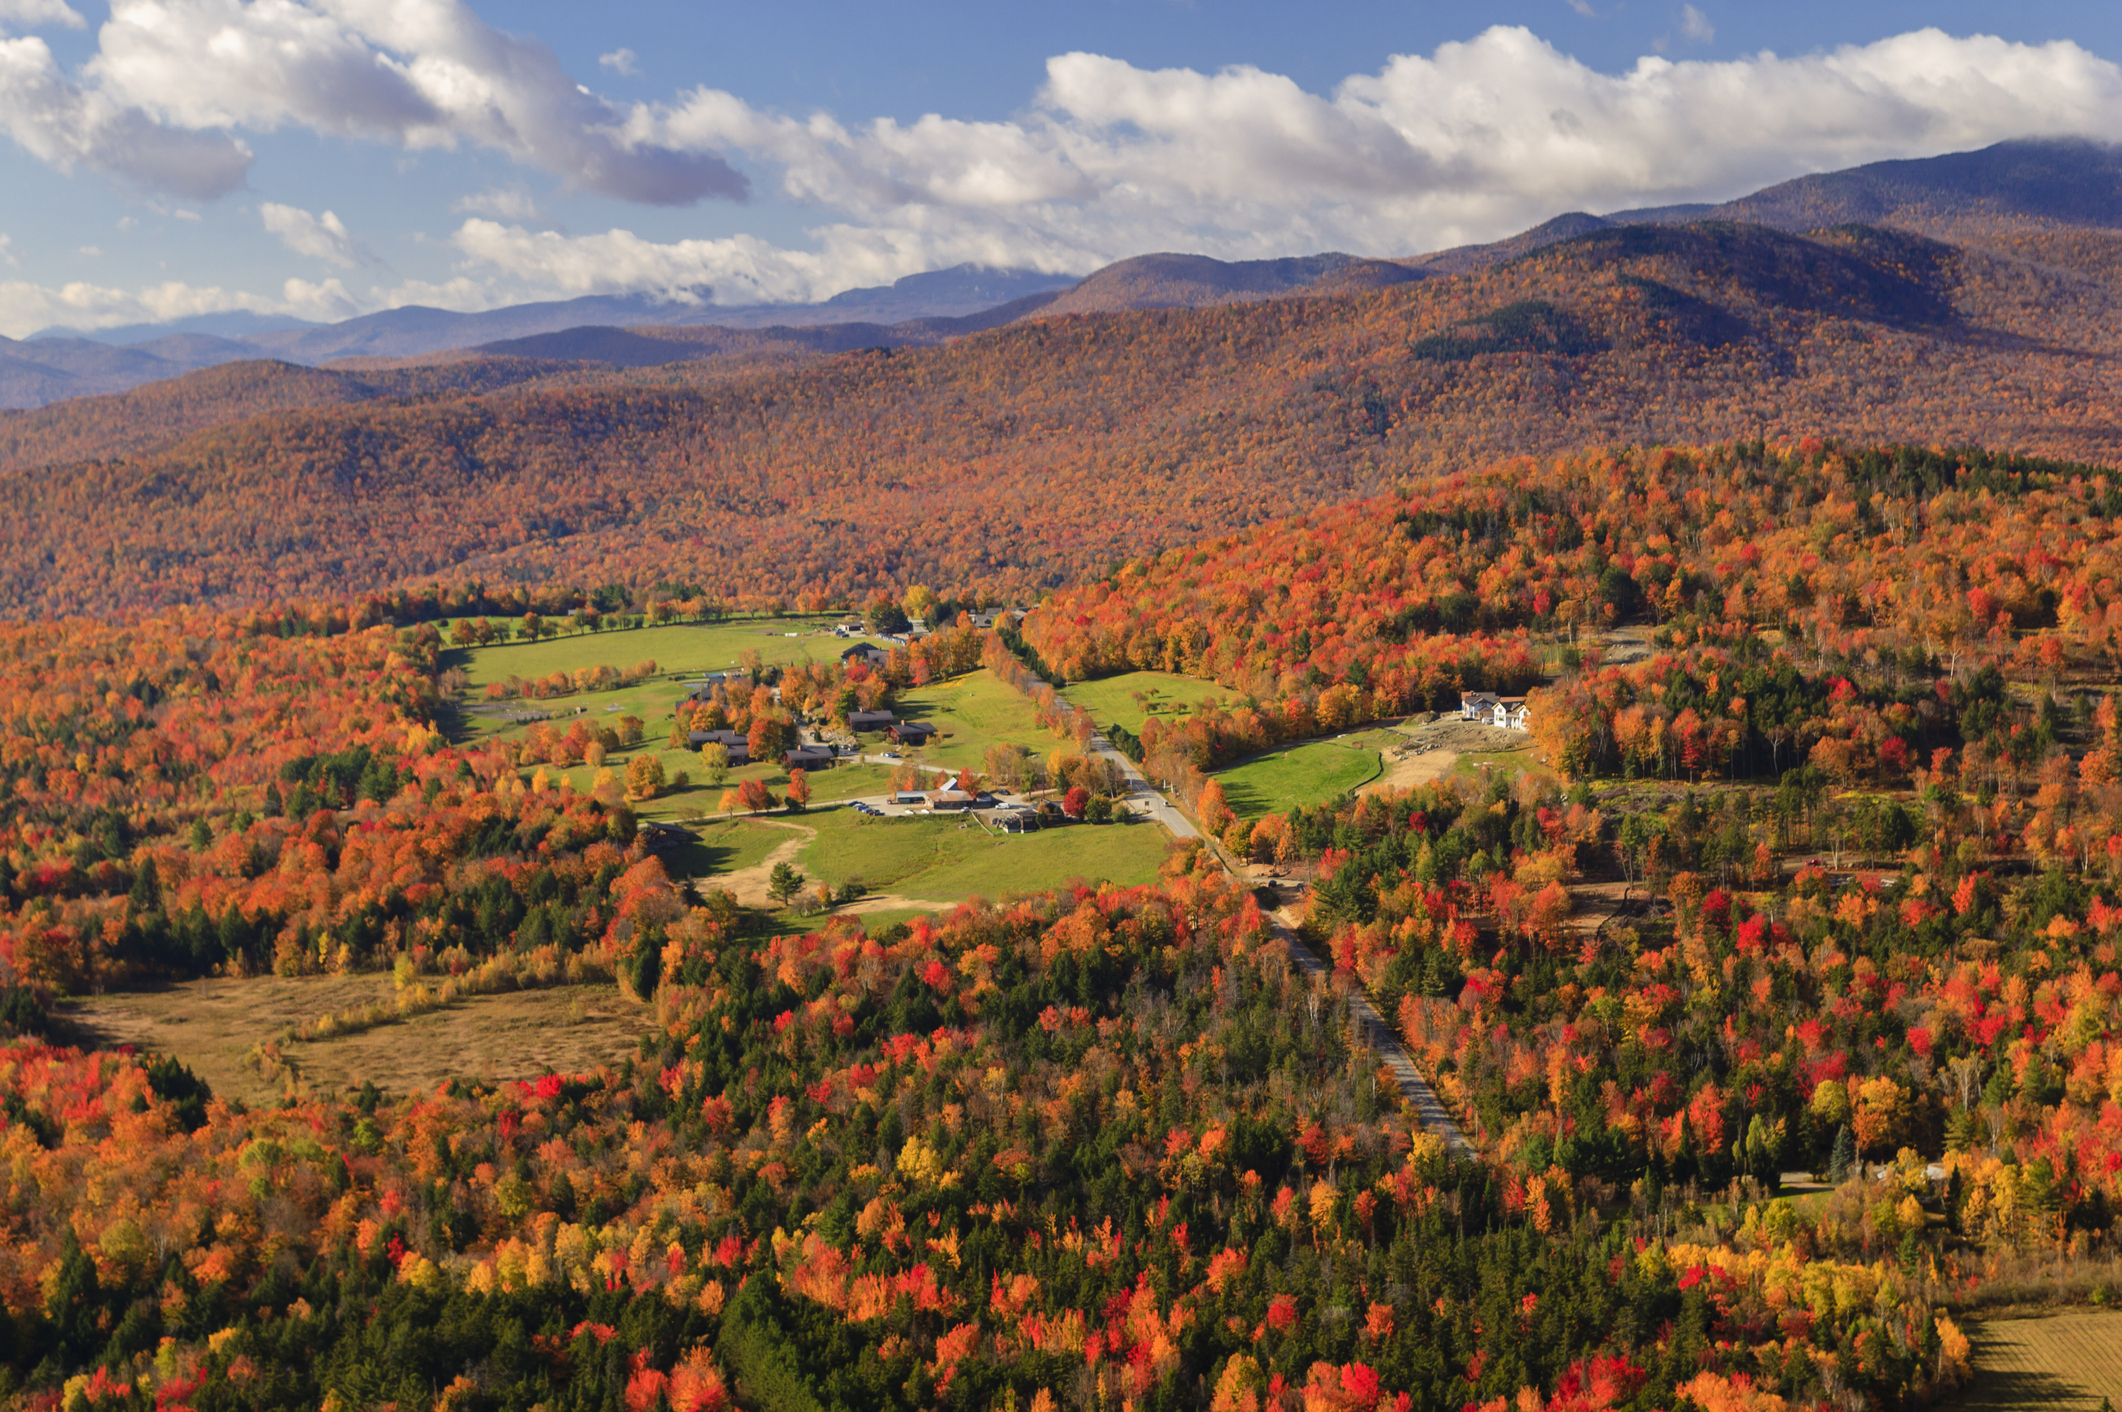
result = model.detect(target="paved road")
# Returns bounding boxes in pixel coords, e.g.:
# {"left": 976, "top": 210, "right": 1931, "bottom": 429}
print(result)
{"left": 1088, "top": 734, "right": 1201, "bottom": 838}
{"left": 1085, "top": 732, "right": 1470, "bottom": 1153}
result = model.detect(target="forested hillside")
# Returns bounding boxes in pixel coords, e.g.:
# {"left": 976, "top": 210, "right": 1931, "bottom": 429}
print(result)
{"left": 10, "top": 216, "right": 2122, "bottom": 617}
{"left": 0, "top": 358, "right": 583, "bottom": 476}
{"left": 9, "top": 441, "right": 2121, "bottom": 1410}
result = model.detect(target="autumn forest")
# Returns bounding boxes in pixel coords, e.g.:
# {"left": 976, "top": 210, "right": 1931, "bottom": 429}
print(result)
{"left": 9, "top": 145, "right": 2122, "bottom": 1412}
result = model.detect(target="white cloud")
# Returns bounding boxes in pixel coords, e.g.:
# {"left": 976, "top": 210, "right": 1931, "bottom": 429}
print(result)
{"left": 0, "top": 0, "right": 84, "bottom": 30}
{"left": 0, "top": 33, "right": 252, "bottom": 197}
{"left": 452, "top": 24, "right": 2122, "bottom": 302}
{"left": 1565, "top": 0, "right": 1597, "bottom": 16}
{"left": 1680, "top": 5, "right": 1715, "bottom": 44}
{"left": 15, "top": 20, "right": 2122, "bottom": 330}
{"left": 0, "top": 275, "right": 281, "bottom": 335}
{"left": 0, "top": 233, "right": 15, "bottom": 268}
{"left": 448, "top": 217, "right": 961, "bottom": 305}
{"left": 83, "top": 0, "right": 745, "bottom": 204}
{"left": 261, "top": 201, "right": 372, "bottom": 267}
{"left": 0, "top": 266, "right": 524, "bottom": 336}
{"left": 598, "top": 48, "right": 637, "bottom": 77}
{"left": 454, "top": 183, "right": 549, "bottom": 224}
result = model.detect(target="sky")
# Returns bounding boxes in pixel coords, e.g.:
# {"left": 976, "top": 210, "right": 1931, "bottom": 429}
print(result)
{"left": 3, "top": 0, "right": 2122, "bottom": 337}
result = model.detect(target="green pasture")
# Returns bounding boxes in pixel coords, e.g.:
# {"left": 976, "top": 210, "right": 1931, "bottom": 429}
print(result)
{"left": 453, "top": 618, "right": 852, "bottom": 688}
{"left": 886, "top": 670, "right": 1058, "bottom": 771}
{"left": 1215, "top": 741, "right": 1382, "bottom": 820}
{"left": 445, "top": 618, "right": 885, "bottom": 746}
{"left": 665, "top": 818, "right": 791, "bottom": 881}
{"left": 794, "top": 807, "right": 1167, "bottom": 902}
{"left": 1060, "top": 671, "right": 1229, "bottom": 735}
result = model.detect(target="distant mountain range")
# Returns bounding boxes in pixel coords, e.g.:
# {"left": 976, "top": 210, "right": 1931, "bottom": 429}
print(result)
{"left": 14, "top": 134, "right": 2122, "bottom": 616}
{"left": 4, "top": 266, "right": 1081, "bottom": 408}
{"left": 4, "top": 137, "right": 2119, "bottom": 410}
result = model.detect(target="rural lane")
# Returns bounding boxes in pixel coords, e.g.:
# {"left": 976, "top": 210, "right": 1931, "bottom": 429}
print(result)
{"left": 1088, "top": 733, "right": 1471, "bottom": 1153}
{"left": 1088, "top": 733, "right": 1200, "bottom": 838}
{"left": 1267, "top": 910, "right": 1473, "bottom": 1155}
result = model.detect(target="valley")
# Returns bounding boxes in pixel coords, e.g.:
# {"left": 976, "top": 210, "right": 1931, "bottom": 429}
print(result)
{"left": 11, "top": 137, "right": 2122, "bottom": 1412}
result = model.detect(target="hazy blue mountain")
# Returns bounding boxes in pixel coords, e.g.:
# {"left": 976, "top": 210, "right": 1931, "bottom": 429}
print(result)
{"left": 8, "top": 139, "right": 2121, "bottom": 408}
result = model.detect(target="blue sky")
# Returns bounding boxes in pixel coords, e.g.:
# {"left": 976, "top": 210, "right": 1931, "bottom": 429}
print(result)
{"left": 2, "top": 0, "right": 2120, "bottom": 336}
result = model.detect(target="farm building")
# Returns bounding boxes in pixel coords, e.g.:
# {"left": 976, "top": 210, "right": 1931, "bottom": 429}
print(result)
{"left": 890, "top": 722, "right": 937, "bottom": 746}
{"left": 848, "top": 709, "right": 895, "bottom": 732}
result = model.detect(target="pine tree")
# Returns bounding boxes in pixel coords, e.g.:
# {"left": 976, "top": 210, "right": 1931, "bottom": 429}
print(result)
{"left": 1828, "top": 1125, "right": 1856, "bottom": 1183}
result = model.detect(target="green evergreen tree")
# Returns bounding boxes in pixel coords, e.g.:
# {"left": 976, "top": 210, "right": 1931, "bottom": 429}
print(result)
{"left": 1828, "top": 1125, "right": 1856, "bottom": 1183}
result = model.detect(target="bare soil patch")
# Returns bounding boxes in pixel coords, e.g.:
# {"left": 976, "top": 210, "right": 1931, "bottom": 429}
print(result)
{"left": 693, "top": 820, "right": 815, "bottom": 906}
{"left": 1362, "top": 716, "right": 1528, "bottom": 797}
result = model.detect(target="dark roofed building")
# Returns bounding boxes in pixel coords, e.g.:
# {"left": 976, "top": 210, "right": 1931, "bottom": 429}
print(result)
{"left": 688, "top": 728, "right": 751, "bottom": 764}
{"left": 841, "top": 644, "right": 889, "bottom": 669}
{"left": 848, "top": 709, "right": 895, "bottom": 732}
{"left": 784, "top": 746, "right": 834, "bottom": 770}
{"left": 890, "top": 721, "right": 937, "bottom": 746}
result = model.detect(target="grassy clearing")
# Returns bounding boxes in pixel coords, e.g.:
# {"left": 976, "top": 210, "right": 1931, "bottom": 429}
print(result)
{"left": 676, "top": 818, "right": 795, "bottom": 880}
{"left": 795, "top": 807, "right": 1167, "bottom": 902}
{"left": 1216, "top": 741, "right": 1382, "bottom": 820}
{"left": 803, "top": 763, "right": 895, "bottom": 802}
{"left": 1341, "top": 727, "right": 1409, "bottom": 752}
{"left": 455, "top": 618, "right": 850, "bottom": 689}
{"left": 62, "top": 976, "right": 647, "bottom": 1106}
{"left": 1452, "top": 748, "right": 1554, "bottom": 785}
{"left": 446, "top": 618, "right": 881, "bottom": 747}
{"left": 1061, "top": 671, "right": 1230, "bottom": 735}
{"left": 878, "top": 670, "right": 1056, "bottom": 773}
{"left": 543, "top": 743, "right": 851, "bottom": 826}
{"left": 1953, "top": 1310, "right": 2122, "bottom": 1410}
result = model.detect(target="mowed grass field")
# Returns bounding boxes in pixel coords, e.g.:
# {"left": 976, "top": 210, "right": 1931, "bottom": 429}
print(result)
{"left": 795, "top": 806, "right": 1169, "bottom": 902}
{"left": 1061, "top": 671, "right": 1230, "bottom": 735}
{"left": 670, "top": 817, "right": 795, "bottom": 879}
{"left": 63, "top": 975, "right": 649, "bottom": 1106}
{"left": 446, "top": 618, "right": 880, "bottom": 747}
{"left": 886, "top": 670, "right": 1060, "bottom": 772}
{"left": 1953, "top": 1311, "right": 2122, "bottom": 1411}
{"left": 1215, "top": 740, "right": 1382, "bottom": 819}
{"left": 456, "top": 617, "right": 852, "bottom": 689}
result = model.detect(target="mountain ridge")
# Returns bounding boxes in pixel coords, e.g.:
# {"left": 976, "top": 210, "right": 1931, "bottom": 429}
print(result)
{"left": 9, "top": 138, "right": 2120, "bottom": 409}
{"left": 12, "top": 199, "right": 2122, "bottom": 616}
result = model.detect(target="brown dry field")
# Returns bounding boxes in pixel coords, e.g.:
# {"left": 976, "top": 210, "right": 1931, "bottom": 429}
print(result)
{"left": 60, "top": 975, "right": 651, "bottom": 1105}
{"left": 1953, "top": 1310, "right": 2122, "bottom": 1411}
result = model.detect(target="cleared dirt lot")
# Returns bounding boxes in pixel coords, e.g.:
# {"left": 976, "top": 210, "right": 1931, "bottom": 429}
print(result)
{"left": 62, "top": 975, "right": 650, "bottom": 1105}
{"left": 1361, "top": 716, "right": 1531, "bottom": 797}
